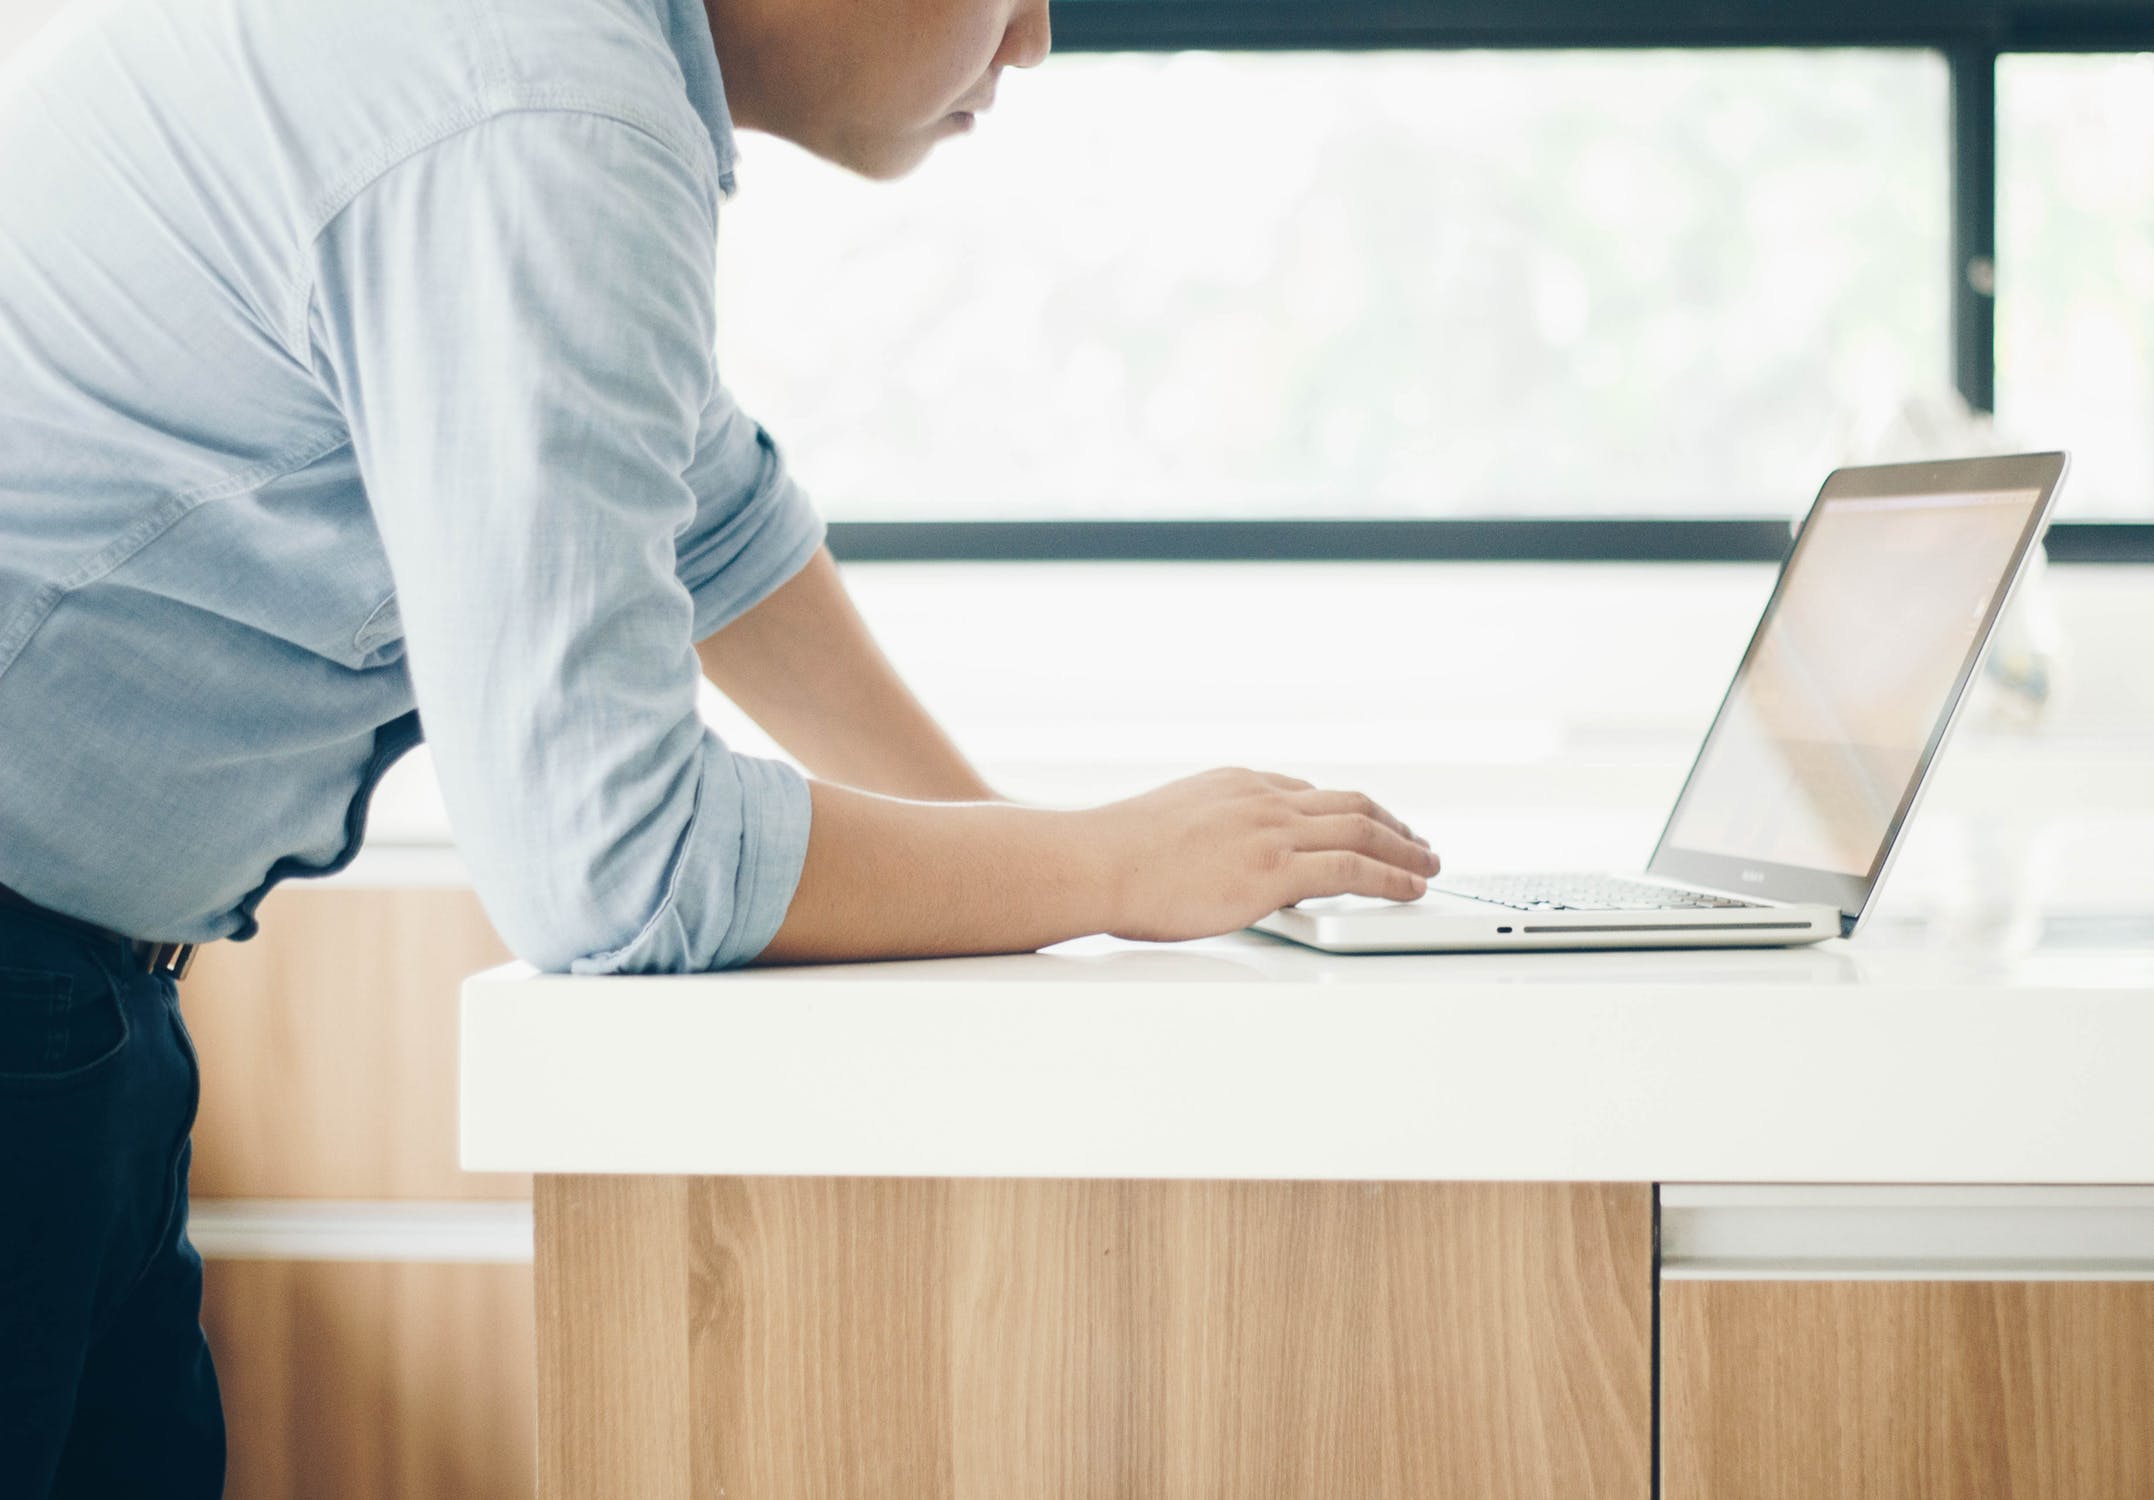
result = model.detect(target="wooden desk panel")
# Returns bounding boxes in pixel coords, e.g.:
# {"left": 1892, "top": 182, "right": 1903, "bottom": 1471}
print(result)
{"left": 538, "top": 1177, "right": 1652, "bottom": 1500}
{"left": 1663, "top": 1279, "right": 2154, "bottom": 1500}
{"left": 202, "top": 1257, "right": 536, "bottom": 1500}
{"left": 181, "top": 882, "right": 535, "bottom": 1497}
{"left": 182, "top": 884, "right": 527, "bottom": 1200}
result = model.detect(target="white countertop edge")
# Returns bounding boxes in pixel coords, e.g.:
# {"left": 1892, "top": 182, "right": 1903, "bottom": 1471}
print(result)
{"left": 1660, "top": 1184, "right": 2154, "bottom": 1209}
{"left": 187, "top": 1199, "right": 533, "bottom": 1263}
{"left": 459, "top": 968, "right": 2154, "bottom": 1184}
{"left": 1660, "top": 1184, "right": 2154, "bottom": 1279}
{"left": 1661, "top": 1261, "right": 2154, "bottom": 1282}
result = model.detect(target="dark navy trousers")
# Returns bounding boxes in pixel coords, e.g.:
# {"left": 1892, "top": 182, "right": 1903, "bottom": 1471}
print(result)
{"left": 0, "top": 903, "right": 224, "bottom": 1498}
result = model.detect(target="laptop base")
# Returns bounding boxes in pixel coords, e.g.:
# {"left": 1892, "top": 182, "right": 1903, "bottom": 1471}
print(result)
{"left": 1249, "top": 887, "right": 1841, "bottom": 954}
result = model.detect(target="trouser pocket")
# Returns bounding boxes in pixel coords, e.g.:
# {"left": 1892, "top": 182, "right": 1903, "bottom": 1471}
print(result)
{"left": 0, "top": 963, "right": 130, "bottom": 1090}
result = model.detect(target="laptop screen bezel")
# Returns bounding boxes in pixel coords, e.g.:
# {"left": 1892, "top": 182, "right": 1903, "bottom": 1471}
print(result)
{"left": 1645, "top": 452, "right": 2068, "bottom": 929}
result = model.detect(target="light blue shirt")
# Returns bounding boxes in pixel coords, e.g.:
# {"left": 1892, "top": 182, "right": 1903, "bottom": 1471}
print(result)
{"left": 0, "top": 0, "right": 823, "bottom": 971}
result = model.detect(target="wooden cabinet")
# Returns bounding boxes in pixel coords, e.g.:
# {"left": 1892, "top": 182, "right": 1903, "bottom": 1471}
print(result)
{"left": 1662, "top": 1279, "right": 2154, "bottom": 1500}
{"left": 178, "top": 883, "right": 533, "bottom": 1500}
{"left": 537, "top": 1176, "right": 1654, "bottom": 1500}
{"left": 181, "top": 884, "right": 524, "bottom": 1201}
{"left": 201, "top": 1259, "right": 536, "bottom": 1500}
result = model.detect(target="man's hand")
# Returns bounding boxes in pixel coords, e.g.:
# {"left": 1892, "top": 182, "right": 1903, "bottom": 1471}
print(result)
{"left": 755, "top": 767, "right": 1434, "bottom": 965}
{"left": 1085, "top": 768, "right": 1436, "bottom": 942}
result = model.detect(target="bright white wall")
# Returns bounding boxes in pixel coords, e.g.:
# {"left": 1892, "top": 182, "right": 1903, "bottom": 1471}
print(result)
{"left": 0, "top": 0, "right": 66, "bottom": 65}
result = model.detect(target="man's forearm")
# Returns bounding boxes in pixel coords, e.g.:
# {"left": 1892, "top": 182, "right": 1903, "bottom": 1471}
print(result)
{"left": 755, "top": 781, "right": 1109, "bottom": 964}
{"left": 753, "top": 766, "right": 1439, "bottom": 967}
{"left": 696, "top": 547, "right": 998, "bottom": 802}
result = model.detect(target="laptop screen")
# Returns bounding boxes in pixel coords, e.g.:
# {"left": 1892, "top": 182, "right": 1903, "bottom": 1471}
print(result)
{"left": 1649, "top": 455, "right": 2063, "bottom": 926}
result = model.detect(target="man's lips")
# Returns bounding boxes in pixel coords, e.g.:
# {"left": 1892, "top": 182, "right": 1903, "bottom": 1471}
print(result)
{"left": 944, "top": 82, "right": 996, "bottom": 132}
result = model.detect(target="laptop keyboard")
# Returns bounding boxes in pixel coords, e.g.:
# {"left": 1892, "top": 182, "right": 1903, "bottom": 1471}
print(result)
{"left": 1429, "top": 873, "right": 1766, "bottom": 912}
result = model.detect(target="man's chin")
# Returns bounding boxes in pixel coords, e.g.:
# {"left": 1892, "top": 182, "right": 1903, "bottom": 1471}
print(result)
{"left": 814, "top": 127, "right": 943, "bottom": 182}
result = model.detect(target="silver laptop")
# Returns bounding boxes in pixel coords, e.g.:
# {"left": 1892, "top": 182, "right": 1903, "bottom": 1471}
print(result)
{"left": 1252, "top": 452, "right": 2069, "bottom": 954}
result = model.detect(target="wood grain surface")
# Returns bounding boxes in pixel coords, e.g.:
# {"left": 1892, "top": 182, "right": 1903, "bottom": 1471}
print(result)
{"left": 179, "top": 884, "right": 527, "bottom": 1200}
{"left": 202, "top": 1257, "right": 536, "bottom": 1500}
{"left": 539, "top": 1176, "right": 1652, "bottom": 1500}
{"left": 1663, "top": 1279, "right": 2154, "bottom": 1500}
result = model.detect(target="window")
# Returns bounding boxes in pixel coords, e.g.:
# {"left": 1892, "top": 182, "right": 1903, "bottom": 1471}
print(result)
{"left": 1998, "top": 53, "right": 2154, "bottom": 520}
{"left": 717, "top": 50, "right": 1948, "bottom": 522}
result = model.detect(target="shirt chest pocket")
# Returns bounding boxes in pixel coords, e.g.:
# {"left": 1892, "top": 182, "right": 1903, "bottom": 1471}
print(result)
{"left": 351, "top": 590, "right": 404, "bottom": 668}
{"left": 260, "top": 541, "right": 404, "bottom": 672}
{"left": 185, "top": 447, "right": 412, "bottom": 673}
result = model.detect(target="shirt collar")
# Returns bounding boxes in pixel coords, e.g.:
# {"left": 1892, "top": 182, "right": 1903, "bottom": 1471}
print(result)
{"left": 660, "top": 0, "right": 740, "bottom": 197}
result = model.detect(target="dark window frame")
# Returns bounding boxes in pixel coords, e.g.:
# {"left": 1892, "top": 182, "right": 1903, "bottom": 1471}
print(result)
{"left": 827, "top": 1, "right": 2154, "bottom": 565}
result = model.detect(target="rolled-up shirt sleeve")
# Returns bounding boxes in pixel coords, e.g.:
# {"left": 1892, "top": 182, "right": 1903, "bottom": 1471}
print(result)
{"left": 307, "top": 109, "right": 815, "bottom": 973}
{"left": 677, "top": 381, "right": 826, "bottom": 642}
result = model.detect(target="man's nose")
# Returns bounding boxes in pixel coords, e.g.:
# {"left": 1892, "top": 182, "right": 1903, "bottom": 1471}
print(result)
{"left": 1000, "top": 0, "right": 1051, "bottom": 70}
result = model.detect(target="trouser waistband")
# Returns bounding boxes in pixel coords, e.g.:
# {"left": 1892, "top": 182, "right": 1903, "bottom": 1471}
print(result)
{"left": 0, "top": 882, "right": 200, "bottom": 979}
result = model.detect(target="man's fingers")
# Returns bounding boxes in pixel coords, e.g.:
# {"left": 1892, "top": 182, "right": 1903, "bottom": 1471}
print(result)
{"left": 1289, "top": 789, "right": 1427, "bottom": 846}
{"left": 1289, "top": 849, "right": 1430, "bottom": 905}
{"left": 1248, "top": 774, "right": 1429, "bottom": 849}
{"left": 1291, "top": 813, "right": 1437, "bottom": 876}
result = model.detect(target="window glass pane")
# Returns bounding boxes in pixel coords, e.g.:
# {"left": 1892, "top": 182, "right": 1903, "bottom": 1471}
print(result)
{"left": 1999, "top": 53, "right": 2154, "bottom": 519}
{"left": 716, "top": 50, "right": 1948, "bottom": 521}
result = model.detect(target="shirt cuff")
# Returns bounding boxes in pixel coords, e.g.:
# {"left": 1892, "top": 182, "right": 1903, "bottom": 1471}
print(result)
{"left": 713, "top": 751, "right": 813, "bottom": 966}
{"left": 565, "top": 744, "right": 813, "bottom": 974}
{"left": 681, "top": 473, "right": 828, "bottom": 642}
